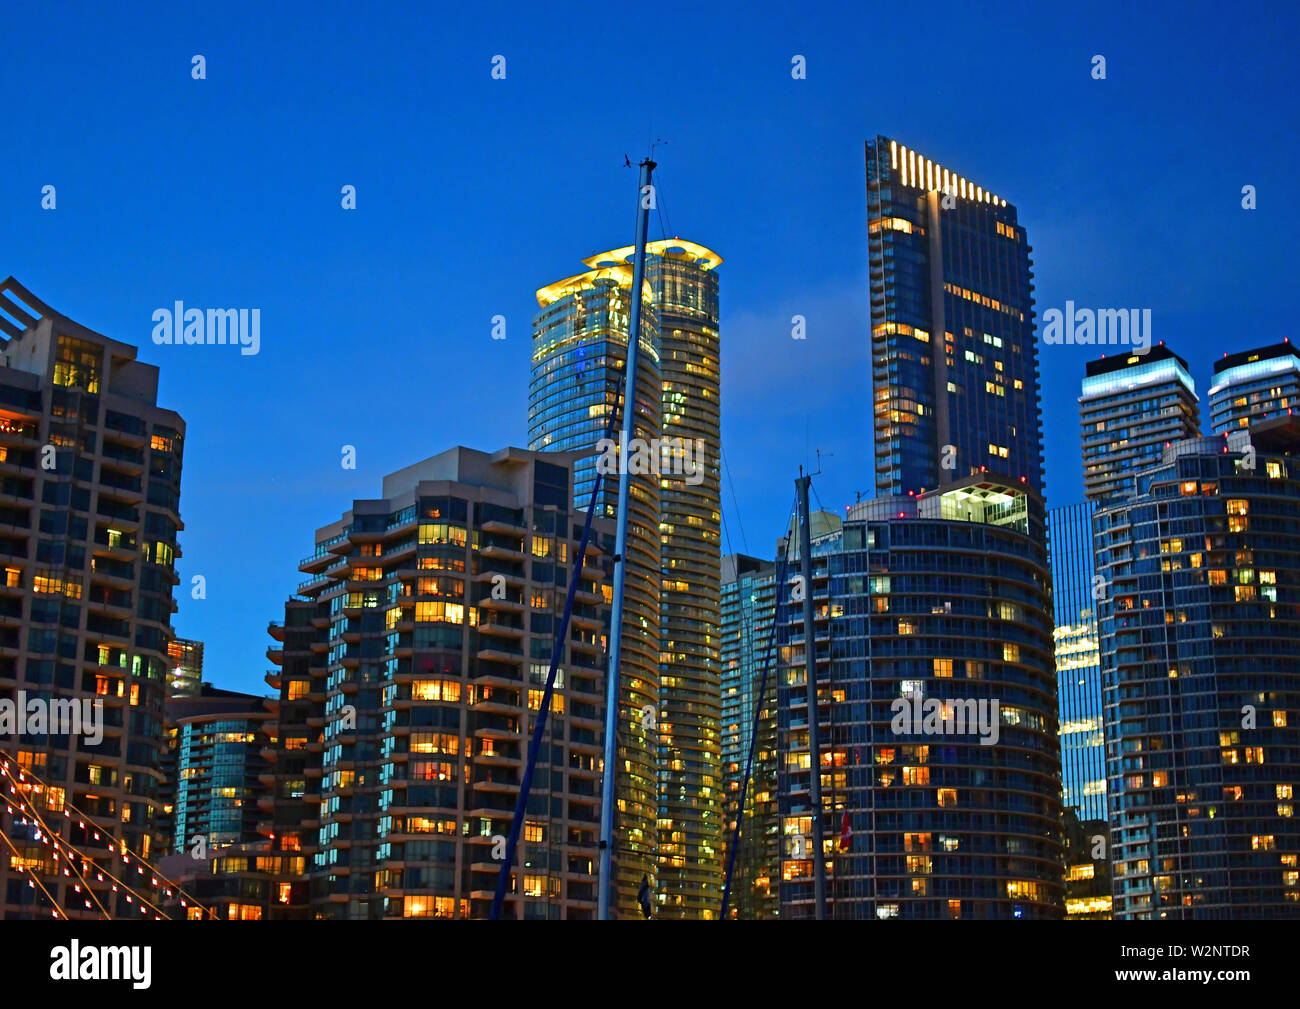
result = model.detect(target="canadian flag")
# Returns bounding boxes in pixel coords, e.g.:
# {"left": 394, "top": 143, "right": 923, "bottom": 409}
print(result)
{"left": 838, "top": 810, "right": 852, "bottom": 852}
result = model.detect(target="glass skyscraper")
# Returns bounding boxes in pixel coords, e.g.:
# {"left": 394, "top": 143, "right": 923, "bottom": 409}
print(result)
{"left": 531, "top": 240, "right": 724, "bottom": 919}
{"left": 1047, "top": 501, "right": 1106, "bottom": 823}
{"left": 777, "top": 478, "right": 1064, "bottom": 919}
{"left": 720, "top": 552, "right": 778, "bottom": 919}
{"left": 1094, "top": 424, "right": 1300, "bottom": 918}
{"left": 1080, "top": 346, "right": 1199, "bottom": 501}
{"left": 529, "top": 261, "right": 662, "bottom": 917}
{"left": 865, "top": 136, "right": 1043, "bottom": 497}
{"left": 1208, "top": 341, "right": 1300, "bottom": 435}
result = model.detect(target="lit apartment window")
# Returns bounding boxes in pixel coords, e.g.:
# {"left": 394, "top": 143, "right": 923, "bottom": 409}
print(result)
{"left": 53, "top": 335, "right": 102, "bottom": 393}
{"left": 411, "top": 680, "right": 461, "bottom": 702}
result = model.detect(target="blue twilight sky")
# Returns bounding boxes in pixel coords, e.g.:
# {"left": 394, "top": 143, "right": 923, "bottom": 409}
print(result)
{"left": 2, "top": 0, "right": 1297, "bottom": 696}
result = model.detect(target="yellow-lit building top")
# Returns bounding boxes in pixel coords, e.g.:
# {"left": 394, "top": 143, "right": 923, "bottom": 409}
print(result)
{"left": 535, "top": 263, "right": 656, "bottom": 309}
{"left": 886, "top": 137, "right": 1009, "bottom": 208}
{"left": 536, "top": 239, "right": 721, "bottom": 307}
{"left": 581, "top": 238, "right": 723, "bottom": 272}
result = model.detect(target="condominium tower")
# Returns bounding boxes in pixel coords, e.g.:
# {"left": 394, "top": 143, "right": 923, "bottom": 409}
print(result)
{"left": 777, "top": 477, "right": 1065, "bottom": 919}
{"left": 865, "top": 136, "right": 1043, "bottom": 496}
{"left": 0, "top": 278, "right": 185, "bottom": 918}
{"left": 268, "top": 447, "right": 615, "bottom": 919}
{"left": 530, "top": 239, "right": 724, "bottom": 919}
{"left": 1208, "top": 341, "right": 1300, "bottom": 435}
{"left": 167, "top": 636, "right": 204, "bottom": 697}
{"left": 1080, "top": 346, "right": 1199, "bottom": 500}
{"left": 1094, "top": 421, "right": 1300, "bottom": 918}
{"left": 163, "top": 684, "right": 269, "bottom": 857}
{"left": 529, "top": 257, "right": 662, "bottom": 916}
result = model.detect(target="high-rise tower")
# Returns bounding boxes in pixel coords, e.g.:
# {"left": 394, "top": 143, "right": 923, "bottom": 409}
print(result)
{"left": 1047, "top": 502, "right": 1105, "bottom": 823}
{"left": 1208, "top": 341, "right": 1300, "bottom": 435}
{"left": 1094, "top": 422, "right": 1300, "bottom": 918}
{"left": 0, "top": 278, "right": 185, "bottom": 919}
{"left": 865, "top": 136, "right": 1043, "bottom": 496}
{"left": 530, "top": 260, "right": 664, "bottom": 916}
{"left": 272, "top": 446, "right": 615, "bottom": 919}
{"left": 162, "top": 685, "right": 269, "bottom": 857}
{"left": 1079, "top": 345, "right": 1199, "bottom": 501}
{"left": 720, "top": 553, "right": 778, "bottom": 919}
{"left": 531, "top": 239, "right": 724, "bottom": 918}
{"left": 777, "top": 478, "right": 1064, "bottom": 919}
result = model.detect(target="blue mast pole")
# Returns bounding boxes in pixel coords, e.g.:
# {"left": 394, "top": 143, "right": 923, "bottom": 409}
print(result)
{"left": 598, "top": 157, "right": 655, "bottom": 920}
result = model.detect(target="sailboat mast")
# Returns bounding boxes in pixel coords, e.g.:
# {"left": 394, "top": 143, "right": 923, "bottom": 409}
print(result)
{"left": 598, "top": 157, "right": 656, "bottom": 920}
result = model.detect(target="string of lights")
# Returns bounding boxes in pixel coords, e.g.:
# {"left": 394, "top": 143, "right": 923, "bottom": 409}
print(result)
{"left": 0, "top": 822, "right": 70, "bottom": 919}
{"left": 2, "top": 766, "right": 171, "bottom": 918}
{"left": 0, "top": 752, "right": 212, "bottom": 919}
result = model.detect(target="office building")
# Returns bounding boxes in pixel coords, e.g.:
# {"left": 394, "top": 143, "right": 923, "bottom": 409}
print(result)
{"left": 0, "top": 278, "right": 185, "bottom": 919}
{"left": 1094, "top": 421, "right": 1300, "bottom": 918}
{"left": 1047, "top": 502, "right": 1106, "bottom": 823}
{"left": 1208, "top": 341, "right": 1300, "bottom": 434}
{"left": 778, "top": 476, "right": 1064, "bottom": 919}
{"left": 865, "top": 136, "right": 1043, "bottom": 496}
{"left": 720, "top": 553, "right": 778, "bottom": 919}
{"left": 268, "top": 446, "right": 615, "bottom": 919}
{"left": 1080, "top": 345, "right": 1199, "bottom": 500}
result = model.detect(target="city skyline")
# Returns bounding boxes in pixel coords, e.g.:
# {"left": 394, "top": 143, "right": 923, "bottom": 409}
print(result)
{"left": 3, "top": 1, "right": 1296, "bottom": 693}
{"left": 4, "top": 1, "right": 1300, "bottom": 935}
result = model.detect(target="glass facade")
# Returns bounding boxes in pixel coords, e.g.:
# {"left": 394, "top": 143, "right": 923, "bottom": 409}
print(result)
{"left": 720, "top": 553, "right": 778, "bottom": 918}
{"left": 1208, "top": 341, "right": 1300, "bottom": 434}
{"left": 531, "top": 240, "right": 725, "bottom": 918}
{"left": 1048, "top": 502, "right": 1106, "bottom": 822}
{"left": 167, "top": 689, "right": 268, "bottom": 856}
{"left": 777, "top": 479, "right": 1064, "bottom": 919}
{"left": 866, "top": 136, "right": 1042, "bottom": 497}
{"left": 1094, "top": 433, "right": 1300, "bottom": 918}
{"left": 529, "top": 261, "right": 663, "bottom": 916}
{"left": 1080, "top": 346, "right": 1199, "bottom": 501}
